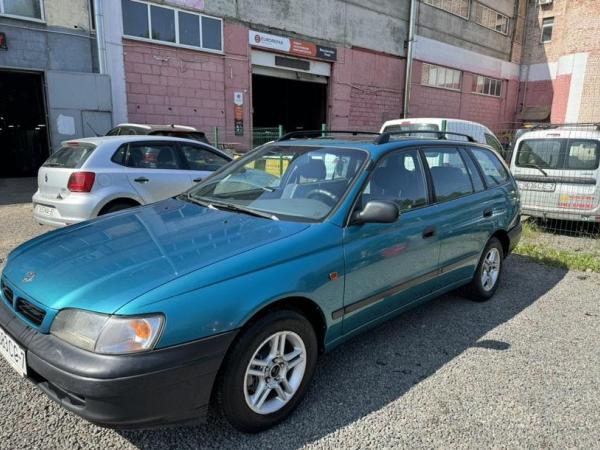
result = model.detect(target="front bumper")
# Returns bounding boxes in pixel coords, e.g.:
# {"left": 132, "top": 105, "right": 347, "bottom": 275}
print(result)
{"left": 0, "top": 299, "right": 237, "bottom": 428}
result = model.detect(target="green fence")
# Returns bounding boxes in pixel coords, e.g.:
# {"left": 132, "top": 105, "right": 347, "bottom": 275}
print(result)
{"left": 252, "top": 126, "right": 284, "bottom": 148}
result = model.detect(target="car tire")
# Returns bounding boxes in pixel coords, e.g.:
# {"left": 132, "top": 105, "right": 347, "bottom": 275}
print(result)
{"left": 216, "top": 309, "right": 318, "bottom": 433}
{"left": 461, "top": 237, "right": 504, "bottom": 302}
{"left": 99, "top": 201, "right": 136, "bottom": 215}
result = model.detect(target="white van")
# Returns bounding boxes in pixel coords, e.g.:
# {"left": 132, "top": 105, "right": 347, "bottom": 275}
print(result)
{"left": 380, "top": 118, "right": 506, "bottom": 159}
{"left": 510, "top": 126, "right": 600, "bottom": 223}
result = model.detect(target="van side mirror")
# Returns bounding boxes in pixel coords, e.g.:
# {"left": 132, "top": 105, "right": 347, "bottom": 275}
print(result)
{"left": 351, "top": 201, "right": 399, "bottom": 225}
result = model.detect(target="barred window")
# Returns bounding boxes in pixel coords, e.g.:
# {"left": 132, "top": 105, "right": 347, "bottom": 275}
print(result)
{"left": 472, "top": 75, "right": 502, "bottom": 97}
{"left": 472, "top": 2, "right": 509, "bottom": 35}
{"left": 421, "top": 63, "right": 462, "bottom": 91}
{"left": 422, "top": 0, "right": 470, "bottom": 19}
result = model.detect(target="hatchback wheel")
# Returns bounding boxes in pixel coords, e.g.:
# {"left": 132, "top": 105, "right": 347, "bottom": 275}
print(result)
{"left": 461, "top": 237, "right": 504, "bottom": 301}
{"left": 216, "top": 309, "right": 317, "bottom": 432}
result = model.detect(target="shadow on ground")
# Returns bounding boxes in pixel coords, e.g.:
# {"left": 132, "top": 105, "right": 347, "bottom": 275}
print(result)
{"left": 0, "top": 178, "right": 37, "bottom": 205}
{"left": 120, "top": 256, "right": 566, "bottom": 450}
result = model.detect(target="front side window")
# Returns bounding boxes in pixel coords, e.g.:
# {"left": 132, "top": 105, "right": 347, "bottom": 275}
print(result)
{"left": 424, "top": 148, "right": 473, "bottom": 202}
{"left": 180, "top": 144, "right": 229, "bottom": 171}
{"left": 421, "top": 63, "right": 462, "bottom": 90}
{"left": 516, "top": 139, "right": 599, "bottom": 171}
{"left": 361, "top": 150, "right": 428, "bottom": 211}
{"left": 541, "top": 17, "right": 554, "bottom": 43}
{"left": 470, "top": 148, "right": 509, "bottom": 186}
{"left": 187, "top": 145, "right": 367, "bottom": 222}
{"left": 1, "top": 0, "right": 43, "bottom": 20}
{"left": 121, "top": 0, "right": 223, "bottom": 52}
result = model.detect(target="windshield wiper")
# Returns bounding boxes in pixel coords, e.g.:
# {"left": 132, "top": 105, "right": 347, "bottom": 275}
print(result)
{"left": 209, "top": 200, "right": 279, "bottom": 221}
{"left": 520, "top": 164, "right": 548, "bottom": 177}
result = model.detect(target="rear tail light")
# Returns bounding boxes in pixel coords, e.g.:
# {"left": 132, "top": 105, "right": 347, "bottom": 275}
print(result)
{"left": 67, "top": 172, "right": 95, "bottom": 192}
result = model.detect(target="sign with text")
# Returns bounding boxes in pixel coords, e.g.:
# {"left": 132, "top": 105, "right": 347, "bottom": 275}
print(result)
{"left": 0, "top": 33, "right": 7, "bottom": 51}
{"left": 249, "top": 30, "right": 337, "bottom": 62}
{"left": 233, "top": 91, "right": 244, "bottom": 136}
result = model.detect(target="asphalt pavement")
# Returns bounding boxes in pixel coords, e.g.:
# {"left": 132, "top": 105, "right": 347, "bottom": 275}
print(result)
{"left": 0, "top": 203, "right": 599, "bottom": 449}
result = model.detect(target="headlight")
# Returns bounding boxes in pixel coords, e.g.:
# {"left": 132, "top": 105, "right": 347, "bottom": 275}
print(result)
{"left": 50, "top": 309, "right": 164, "bottom": 354}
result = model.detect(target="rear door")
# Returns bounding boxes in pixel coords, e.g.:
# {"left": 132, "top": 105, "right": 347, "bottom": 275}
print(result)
{"left": 118, "top": 141, "right": 191, "bottom": 203}
{"left": 177, "top": 142, "right": 231, "bottom": 184}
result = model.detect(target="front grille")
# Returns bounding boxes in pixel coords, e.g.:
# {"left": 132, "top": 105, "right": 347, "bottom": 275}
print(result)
{"left": 1, "top": 280, "right": 13, "bottom": 303}
{"left": 15, "top": 298, "right": 46, "bottom": 326}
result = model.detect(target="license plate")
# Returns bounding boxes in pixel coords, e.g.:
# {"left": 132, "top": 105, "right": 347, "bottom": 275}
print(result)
{"left": 519, "top": 181, "right": 556, "bottom": 192}
{"left": 0, "top": 325, "right": 27, "bottom": 377}
{"left": 36, "top": 204, "right": 55, "bottom": 217}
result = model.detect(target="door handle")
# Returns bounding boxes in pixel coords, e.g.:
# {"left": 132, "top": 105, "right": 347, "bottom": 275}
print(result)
{"left": 422, "top": 227, "right": 436, "bottom": 239}
{"left": 483, "top": 208, "right": 493, "bottom": 218}
{"left": 134, "top": 177, "right": 149, "bottom": 184}
{"left": 193, "top": 177, "right": 203, "bottom": 182}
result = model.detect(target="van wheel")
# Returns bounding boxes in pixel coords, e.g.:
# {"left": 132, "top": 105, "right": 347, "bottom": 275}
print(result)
{"left": 216, "top": 309, "right": 318, "bottom": 433}
{"left": 461, "top": 237, "right": 504, "bottom": 302}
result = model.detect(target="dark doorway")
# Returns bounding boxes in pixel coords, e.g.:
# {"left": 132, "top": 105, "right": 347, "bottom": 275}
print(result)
{"left": 0, "top": 71, "right": 49, "bottom": 177}
{"left": 252, "top": 74, "right": 327, "bottom": 132}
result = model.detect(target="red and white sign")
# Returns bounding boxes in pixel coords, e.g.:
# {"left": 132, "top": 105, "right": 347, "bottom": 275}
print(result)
{"left": 249, "top": 30, "right": 337, "bottom": 61}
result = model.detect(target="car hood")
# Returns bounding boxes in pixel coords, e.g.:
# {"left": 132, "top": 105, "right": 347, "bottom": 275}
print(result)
{"left": 3, "top": 198, "right": 309, "bottom": 314}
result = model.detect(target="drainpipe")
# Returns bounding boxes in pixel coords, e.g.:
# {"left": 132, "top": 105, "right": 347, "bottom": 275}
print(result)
{"left": 94, "top": 0, "right": 107, "bottom": 74}
{"left": 403, "top": 0, "right": 417, "bottom": 118}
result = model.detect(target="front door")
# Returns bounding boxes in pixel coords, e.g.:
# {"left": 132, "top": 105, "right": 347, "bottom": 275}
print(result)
{"left": 342, "top": 149, "right": 440, "bottom": 334}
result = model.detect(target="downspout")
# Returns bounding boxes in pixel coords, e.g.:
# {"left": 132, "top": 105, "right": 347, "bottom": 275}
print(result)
{"left": 403, "top": 0, "right": 417, "bottom": 118}
{"left": 94, "top": 0, "right": 107, "bottom": 74}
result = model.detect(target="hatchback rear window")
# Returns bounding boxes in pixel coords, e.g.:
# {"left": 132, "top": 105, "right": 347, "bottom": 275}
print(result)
{"left": 516, "top": 139, "right": 600, "bottom": 171}
{"left": 43, "top": 144, "right": 96, "bottom": 169}
{"left": 150, "top": 131, "right": 208, "bottom": 143}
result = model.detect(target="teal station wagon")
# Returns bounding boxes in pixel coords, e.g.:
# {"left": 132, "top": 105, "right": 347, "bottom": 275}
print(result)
{"left": 0, "top": 130, "right": 521, "bottom": 432}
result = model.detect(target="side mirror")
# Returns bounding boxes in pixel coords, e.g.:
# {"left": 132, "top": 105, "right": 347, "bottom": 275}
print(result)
{"left": 351, "top": 200, "right": 399, "bottom": 225}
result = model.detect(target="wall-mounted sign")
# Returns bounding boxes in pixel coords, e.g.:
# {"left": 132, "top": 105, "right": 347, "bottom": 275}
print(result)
{"left": 249, "top": 30, "right": 337, "bottom": 62}
{"left": 233, "top": 91, "right": 244, "bottom": 136}
{"left": 0, "top": 32, "right": 7, "bottom": 51}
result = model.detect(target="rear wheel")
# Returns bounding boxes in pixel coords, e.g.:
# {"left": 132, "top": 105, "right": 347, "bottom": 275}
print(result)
{"left": 216, "top": 309, "right": 317, "bottom": 433}
{"left": 461, "top": 237, "right": 504, "bottom": 302}
{"left": 98, "top": 200, "right": 138, "bottom": 216}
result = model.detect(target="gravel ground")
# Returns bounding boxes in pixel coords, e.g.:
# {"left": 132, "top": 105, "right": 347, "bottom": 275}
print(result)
{"left": 1, "top": 204, "right": 599, "bottom": 449}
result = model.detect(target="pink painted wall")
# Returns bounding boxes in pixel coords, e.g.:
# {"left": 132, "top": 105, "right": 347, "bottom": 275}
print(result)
{"left": 329, "top": 47, "right": 404, "bottom": 131}
{"left": 519, "top": 73, "right": 572, "bottom": 124}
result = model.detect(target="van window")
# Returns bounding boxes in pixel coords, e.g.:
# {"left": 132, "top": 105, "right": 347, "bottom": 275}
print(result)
{"left": 423, "top": 148, "right": 473, "bottom": 202}
{"left": 43, "top": 144, "right": 96, "bottom": 169}
{"left": 471, "top": 148, "right": 510, "bottom": 186}
{"left": 516, "top": 139, "right": 600, "bottom": 171}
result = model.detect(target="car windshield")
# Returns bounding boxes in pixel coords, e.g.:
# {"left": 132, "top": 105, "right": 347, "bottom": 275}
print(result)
{"left": 43, "top": 143, "right": 96, "bottom": 168}
{"left": 516, "top": 139, "right": 600, "bottom": 171}
{"left": 186, "top": 144, "right": 368, "bottom": 222}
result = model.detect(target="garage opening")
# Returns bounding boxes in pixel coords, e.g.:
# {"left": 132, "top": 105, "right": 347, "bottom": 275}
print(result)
{"left": 252, "top": 73, "right": 327, "bottom": 133}
{"left": 0, "top": 70, "right": 49, "bottom": 178}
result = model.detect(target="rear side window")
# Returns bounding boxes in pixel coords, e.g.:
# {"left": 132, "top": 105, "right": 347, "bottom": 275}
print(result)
{"left": 516, "top": 139, "right": 600, "bottom": 170}
{"left": 470, "top": 148, "right": 510, "bottom": 186}
{"left": 43, "top": 144, "right": 96, "bottom": 169}
{"left": 114, "top": 143, "right": 181, "bottom": 169}
{"left": 484, "top": 133, "right": 506, "bottom": 158}
{"left": 423, "top": 148, "right": 473, "bottom": 202}
{"left": 180, "top": 144, "right": 229, "bottom": 171}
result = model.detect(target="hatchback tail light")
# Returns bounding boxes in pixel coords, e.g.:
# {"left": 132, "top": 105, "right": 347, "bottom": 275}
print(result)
{"left": 67, "top": 172, "right": 95, "bottom": 192}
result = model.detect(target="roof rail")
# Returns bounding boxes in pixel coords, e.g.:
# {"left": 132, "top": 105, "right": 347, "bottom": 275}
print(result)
{"left": 374, "top": 130, "right": 476, "bottom": 144}
{"left": 526, "top": 122, "right": 600, "bottom": 131}
{"left": 277, "top": 130, "right": 381, "bottom": 141}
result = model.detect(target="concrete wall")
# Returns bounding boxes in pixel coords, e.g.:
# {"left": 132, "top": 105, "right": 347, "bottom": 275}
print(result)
{"left": 45, "top": 0, "right": 91, "bottom": 30}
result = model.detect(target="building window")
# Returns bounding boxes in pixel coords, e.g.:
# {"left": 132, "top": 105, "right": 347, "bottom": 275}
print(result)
{"left": 541, "top": 17, "right": 553, "bottom": 43}
{"left": 472, "top": 75, "right": 502, "bottom": 97}
{"left": 0, "top": 0, "right": 44, "bottom": 21}
{"left": 422, "top": 0, "right": 470, "bottom": 19}
{"left": 421, "top": 63, "right": 462, "bottom": 91}
{"left": 121, "top": 0, "right": 223, "bottom": 52}
{"left": 472, "top": 2, "right": 509, "bottom": 34}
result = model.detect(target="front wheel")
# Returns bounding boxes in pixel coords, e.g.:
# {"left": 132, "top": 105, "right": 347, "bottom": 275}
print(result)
{"left": 461, "top": 237, "right": 504, "bottom": 302}
{"left": 216, "top": 309, "right": 318, "bottom": 433}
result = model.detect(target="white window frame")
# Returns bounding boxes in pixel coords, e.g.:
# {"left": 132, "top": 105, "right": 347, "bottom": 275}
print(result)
{"left": 541, "top": 17, "right": 554, "bottom": 43}
{"left": 472, "top": 2, "right": 510, "bottom": 35}
{"left": 422, "top": 0, "right": 471, "bottom": 20}
{"left": 472, "top": 75, "right": 502, "bottom": 97}
{"left": 0, "top": 0, "right": 45, "bottom": 23}
{"left": 122, "top": 0, "right": 224, "bottom": 54}
{"left": 421, "top": 63, "right": 462, "bottom": 91}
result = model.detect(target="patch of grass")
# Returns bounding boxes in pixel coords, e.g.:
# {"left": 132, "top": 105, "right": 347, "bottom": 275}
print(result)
{"left": 514, "top": 242, "right": 600, "bottom": 273}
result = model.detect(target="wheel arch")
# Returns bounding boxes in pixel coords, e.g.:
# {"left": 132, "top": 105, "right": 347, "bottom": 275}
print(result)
{"left": 490, "top": 229, "right": 510, "bottom": 256}
{"left": 97, "top": 196, "right": 142, "bottom": 216}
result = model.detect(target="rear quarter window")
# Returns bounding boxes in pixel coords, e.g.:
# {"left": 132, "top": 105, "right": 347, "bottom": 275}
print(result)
{"left": 470, "top": 148, "right": 510, "bottom": 186}
{"left": 43, "top": 144, "right": 96, "bottom": 169}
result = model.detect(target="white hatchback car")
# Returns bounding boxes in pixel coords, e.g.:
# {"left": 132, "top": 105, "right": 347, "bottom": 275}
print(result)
{"left": 33, "top": 136, "right": 232, "bottom": 226}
